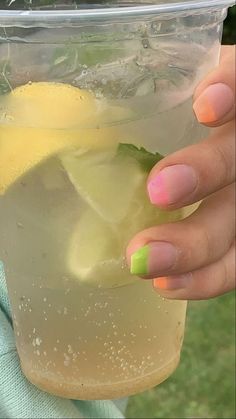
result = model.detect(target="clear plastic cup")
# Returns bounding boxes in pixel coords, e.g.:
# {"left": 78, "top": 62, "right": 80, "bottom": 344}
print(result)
{"left": 0, "top": 0, "right": 233, "bottom": 400}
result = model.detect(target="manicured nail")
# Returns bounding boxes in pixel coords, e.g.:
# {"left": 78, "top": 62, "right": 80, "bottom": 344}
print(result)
{"left": 147, "top": 165, "right": 197, "bottom": 206}
{"left": 130, "top": 242, "right": 177, "bottom": 276}
{"left": 193, "top": 83, "right": 234, "bottom": 123}
{"left": 130, "top": 245, "right": 149, "bottom": 275}
{"left": 154, "top": 273, "right": 192, "bottom": 290}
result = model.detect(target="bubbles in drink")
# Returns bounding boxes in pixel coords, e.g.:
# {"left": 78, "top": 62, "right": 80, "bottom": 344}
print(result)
{"left": 0, "top": 37, "right": 212, "bottom": 396}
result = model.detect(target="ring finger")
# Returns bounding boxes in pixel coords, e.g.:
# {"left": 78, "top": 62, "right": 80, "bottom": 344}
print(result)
{"left": 127, "top": 184, "right": 235, "bottom": 278}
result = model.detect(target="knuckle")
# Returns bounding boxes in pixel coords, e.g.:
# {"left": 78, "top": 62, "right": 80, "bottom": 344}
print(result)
{"left": 210, "top": 141, "right": 233, "bottom": 184}
{"left": 199, "top": 223, "right": 214, "bottom": 263}
{"left": 182, "top": 220, "right": 213, "bottom": 268}
{"left": 176, "top": 220, "right": 210, "bottom": 270}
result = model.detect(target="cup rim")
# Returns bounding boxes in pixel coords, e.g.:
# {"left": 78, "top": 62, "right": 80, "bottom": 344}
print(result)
{"left": 0, "top": 0, "right": 234, "bottom": 22}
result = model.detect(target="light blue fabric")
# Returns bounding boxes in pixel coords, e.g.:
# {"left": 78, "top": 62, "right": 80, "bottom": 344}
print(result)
{"left": 0, "top": 262, "right": 125, "bottom": 419}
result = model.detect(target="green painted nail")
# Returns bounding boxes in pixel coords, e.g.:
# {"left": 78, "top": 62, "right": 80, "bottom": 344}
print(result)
{"left": 130, "top": 245, "right": 149, "bottom": 275}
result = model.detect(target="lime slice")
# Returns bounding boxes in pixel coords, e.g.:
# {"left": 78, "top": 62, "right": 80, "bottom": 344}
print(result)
{"left": 68, "top": 208, "right": 134, "bottom": 288}
{"left": 64, "top": 146, "right": 184, "bottom": 288}
{"left": 67, "top": 183, "right": 183, "bottom": 289}
{"left": 61, "top": 149, "right": 144, "bottom": 223}
{"left": 63, "top": 148, "right": 145, "bottom": 287}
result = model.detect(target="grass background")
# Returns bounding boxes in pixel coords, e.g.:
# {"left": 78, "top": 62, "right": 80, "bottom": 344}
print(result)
{"left": 127, "top": 292, "right": 235, "bottom": 418}
{"left": 127, "top": 8, "right": 236, "bottom": 418}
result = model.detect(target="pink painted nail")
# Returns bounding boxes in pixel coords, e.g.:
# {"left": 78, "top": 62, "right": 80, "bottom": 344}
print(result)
{"left": 147, "top": 164, "right": 197, "bottom": 206}
{"left": 193, "top": 83, "right": 234, "bottom": 123}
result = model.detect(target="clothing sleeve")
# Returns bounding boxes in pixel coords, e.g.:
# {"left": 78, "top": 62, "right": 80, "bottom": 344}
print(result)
{"left": 0, "top": 262, "right": 125, "bottom": 419}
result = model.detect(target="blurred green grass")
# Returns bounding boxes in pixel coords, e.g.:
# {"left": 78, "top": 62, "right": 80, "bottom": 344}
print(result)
{"left": 223, "top": 5, "right": 236, "bottom": 44}
{"left": 127, "top": 292, "right": 235, "bottom": 418}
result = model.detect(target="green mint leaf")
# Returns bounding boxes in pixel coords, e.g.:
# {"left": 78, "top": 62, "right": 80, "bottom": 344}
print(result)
{"left": 51, "top": 43, "right": 123, "bottom": 74}
{"left": 117, "top": 143, "right": 164, "bottom": 172}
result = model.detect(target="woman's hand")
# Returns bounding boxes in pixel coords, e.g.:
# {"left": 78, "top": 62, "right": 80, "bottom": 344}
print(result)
{"left": 127, "top": 45, "right": 235, "bottom": 300}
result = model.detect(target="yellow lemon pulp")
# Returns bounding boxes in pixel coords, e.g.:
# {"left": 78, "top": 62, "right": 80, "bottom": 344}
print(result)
{"left": 10, "top": 82, "right": 98, "bottom": 129}
{"left": 0, "top": 82, "right": 116, "bottom": 195}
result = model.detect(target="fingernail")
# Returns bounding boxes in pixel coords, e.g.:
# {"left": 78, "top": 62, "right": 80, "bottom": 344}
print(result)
{"left": 147, "top": 165, "right": 197, "bottom": 206}
{"left": 154, "top": 273, "right": 192, "bottom": 290}
{"left": 130, "top": 242, "right": 177, "bottom": 276}
{"left": 193, "top": 83, "right": 234, "bottom": 123}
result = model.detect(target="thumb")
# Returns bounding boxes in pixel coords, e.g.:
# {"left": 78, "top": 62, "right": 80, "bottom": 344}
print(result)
{"left": 193, "top": 45, "right": 235, "bottom": 127}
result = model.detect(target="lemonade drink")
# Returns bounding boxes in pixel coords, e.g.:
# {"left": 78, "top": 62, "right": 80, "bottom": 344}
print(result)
{"left": 0, "top": 82, "right": 189, "bottom": 399}
{"left": 0, "top": 0, "right": 231, "bottom": 400}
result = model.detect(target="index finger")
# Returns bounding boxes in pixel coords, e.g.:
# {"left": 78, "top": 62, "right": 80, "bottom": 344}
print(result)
{"left": 193, "top": 45, "right": 235, "bottom": 127}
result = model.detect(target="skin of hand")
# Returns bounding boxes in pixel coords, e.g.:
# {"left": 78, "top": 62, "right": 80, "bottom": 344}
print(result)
{"left": 127, "top": 45, "right": 235, "bottom": 300}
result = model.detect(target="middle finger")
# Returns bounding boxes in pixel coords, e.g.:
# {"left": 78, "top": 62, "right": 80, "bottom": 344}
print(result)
{"left": 147, "top": 121, "right": 235, "bottom": 210}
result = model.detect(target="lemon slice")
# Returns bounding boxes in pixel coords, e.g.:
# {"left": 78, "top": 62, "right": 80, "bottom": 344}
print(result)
{"left": 8, "top": 82, "right": 98, "bottom": 129}
{"left": 0, "top": 82, "right": 117, "bottom": 195}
